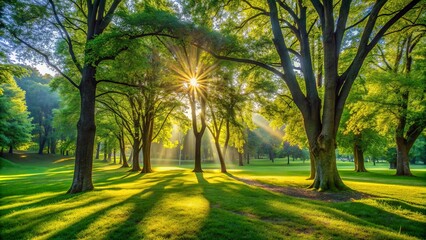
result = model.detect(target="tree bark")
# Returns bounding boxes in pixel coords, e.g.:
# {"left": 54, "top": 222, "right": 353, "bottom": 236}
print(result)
{"left": 354, "top": 135, "right": 367, "bottom": 172}
{"left": 213, "top": 137, "right": 227, "bottom": 173}
{"left": 396, "top": 137, "right": 413, "bottom": 176}
{"left": 309, "top": 140, "right": 346, "bottom": 191}
{"left": 38, "top": 137, "right": 46, "bottom": 155}
{"left": 193, "top": 134, "right": 203, "bottom": 172}
{"left": 130, "top": 139, "right": 141, "bottom": 171}
{"left": 103, "top": 141, "right": 107, "bottom": 162}
{"left": 67, "top": 67, "right": 96, "bottom": 193}
{"left": 113, "top": 148, "right": 116, "bottom": 164}
{"left": 238, "top": 152, "right": 244, "bottom": 166}
{"left": 95, "top": 142, "right": 100, "bottom": 159}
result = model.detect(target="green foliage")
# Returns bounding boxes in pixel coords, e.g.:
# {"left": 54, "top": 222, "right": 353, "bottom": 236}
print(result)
{"left": 0, "top": 80, "right": 33, "bottom": 150}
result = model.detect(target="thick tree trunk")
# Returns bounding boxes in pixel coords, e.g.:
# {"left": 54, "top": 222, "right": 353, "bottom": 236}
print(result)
{"left": 141, "top": 142, "right": 153, "bottom": 173}
{"left": 95, "top": 142, "right": 100, "bottom": 159}
{"left": 354, "top": 141, "right": 367, "bottom": 172}
{"left": 130, "top": 140, "right": 141, "bottom": 171}
{"left": 396, "top": 137, "right": 413, "bottom": 176}
{"left": 213, "top": 138, "right": 227, "bottom": 173}
{"left": 193, "top": 134, "right": 203, "bottom": 172}
{"left": 67, "top": 69, "right": 96, "bottom": 193}
{"left": 309, "top": 141, "right": 346, "bottom": 191}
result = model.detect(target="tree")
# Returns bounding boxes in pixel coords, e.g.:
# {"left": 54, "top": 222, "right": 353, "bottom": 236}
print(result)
{"left": 0, "top": 79, "right": 33, "bottom": 154}
{"left": 167, "top": 44, "right": 216, "bottom": 172}
{"left": 97, "top": 40, "right": 182, "bottom": 173}
{"left": 182, "top": 0, "right": 421, "bottom": 190}
{"left": 16, "top": 68, "right": 59, "bottom": 154}
{"left": 3, "top": 0, "right": 184, "bottom": 193}
{"left": 350, "top": 23, "right": 426, "bottom": 176}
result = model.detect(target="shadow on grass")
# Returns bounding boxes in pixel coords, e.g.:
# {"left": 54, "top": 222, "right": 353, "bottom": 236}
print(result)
{"left": 1, "top": 164, "right": 425, "bottom": 240}
{"left": 328, "top": 200, "right": 426, "bottom": 238}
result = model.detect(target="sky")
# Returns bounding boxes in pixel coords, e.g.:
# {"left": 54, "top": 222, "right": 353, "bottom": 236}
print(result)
{"left": 33, "top": 63, "right": 56, "bottom": 76}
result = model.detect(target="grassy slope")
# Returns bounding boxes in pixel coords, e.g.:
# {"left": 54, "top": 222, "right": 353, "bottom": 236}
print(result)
{"left": 0, "top": 153, "right": 425, "bottom": 240}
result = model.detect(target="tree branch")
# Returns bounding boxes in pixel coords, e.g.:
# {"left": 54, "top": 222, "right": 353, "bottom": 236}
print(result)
{"left": 48, "top": 0, "right": 83, "bottom": 73}
{"left": 9, "top": 31, "right": 79, "bottom": 89}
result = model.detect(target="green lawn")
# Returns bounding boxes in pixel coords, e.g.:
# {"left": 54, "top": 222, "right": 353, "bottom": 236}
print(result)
{"left": 1, "top": 153, "right": 425, "bottom": 240}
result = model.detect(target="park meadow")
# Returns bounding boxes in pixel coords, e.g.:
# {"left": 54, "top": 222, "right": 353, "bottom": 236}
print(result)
{"left": 1, "top": 0, "right": 426, "bottom": 239}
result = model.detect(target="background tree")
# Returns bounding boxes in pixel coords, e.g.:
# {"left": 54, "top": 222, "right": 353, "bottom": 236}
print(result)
{"left": 167, "top": 43, "right": 216, "bottom": 172}
{"left": 181, "top": 0, "right": 422, "bottom": 190}
{"left": 0, "top": 79, "right": 33, "bottom": 154}
{"left": 16, "top": 68, "right": 59, "bottom": 154}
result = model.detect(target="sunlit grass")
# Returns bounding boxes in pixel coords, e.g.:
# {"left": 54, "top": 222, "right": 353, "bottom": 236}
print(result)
{"left": 0, "top": 154, "right": 425, "bottom": 239}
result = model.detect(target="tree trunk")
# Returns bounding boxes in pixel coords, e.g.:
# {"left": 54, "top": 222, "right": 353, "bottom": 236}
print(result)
{"left": 113, "top": 148, "right": 116, "bottom": 164}
{"left": 306, "top": 151, "right": 316, "bottom": 180}
{"left": 8, "top": 145, "right": 13, "bottom": 154}
{"left": 396, "top": 137, "right": 413, "bottom": 176}
{"left": 50, "top": 137, "right": 56, "bottom": 154}
{"left": 38, "top": 137, "right": 46, "bottom": 155}
{"left": 67, "top": 69, "right": 96, "bottom": 193}
{"left": 309, "top": 141, "right": 346, "bottom": 191}
{"left": 287, "top": 155, "right": 290, "bottom": 165}
{"left": 103, "top": 141, "right": 107, "bottom": 162}
{"left": 213, "top": 138, "right": 227, "bottom": 173}
{"left": 141, "top": 141, "right": 153, "bottom": 173}
{"left": 354, "top": 135, "right": 367, "bottom": 172}
{"left": 108, "top": 149, "right": 112, "bottom": 161}
{"left": 193, "top": 134, "right": 203, "bottom": 172}
{"left": 121, "top": 142, "right": 129, "bottom": 168}
{"left": 95, "top": 142, "right": 100, "bottom": 159}
{"left": 130, "top": 140, "right": 141, "bottom": 171}
{"left": 238, "top": 152, "right": 244, "bottom": 166}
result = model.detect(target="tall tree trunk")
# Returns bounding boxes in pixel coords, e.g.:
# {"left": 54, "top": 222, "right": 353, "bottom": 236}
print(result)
{"left": 50, "top": 137, "right": 56, "bottom": 154}
{"left": 67, "top": 69, "right": 96, "bottom": 193}
{"left": 121, "top": 140, "right": 129, "bottom": 168}
{"left": 396, "top": 137, "right": 413, "bottom": 176}
{"left": 190, "top": 90, "right": 206, "bottom": 172}
{"left": 193, "top": 134, "right": 203, "bottom": 172}
{"left": 9, "top": 145, "right": 13, "bottom": 154}
{"left": 223, "top": 120, "right": 230, "bottom": 159}
{"left": 95, "top": 142, "right": 100, "bottom": 159}
{"left": 213, "top": 137, "right": 227, "bottom": 173}
{"left": 130, "top": 139, "right": 141, "bottom": 171}
{"left": 141, "top": 140, "right": 153, "bottom": 173}
{"left": 103, "top": 141, "right": 107, "bottom": 162}
{"left": 354, "top": 134, "right": 367, "bottom": 172}
{"left": 38, "top": 137, "right": 46, "bottom": 155}
{"left": 238, "top": 152, "right": 244, "bottom": 166}
{"left": 113, "top": 148, "right": 116, "bottom": 164}
{"left": 287, "top": 155, "right": 290, "bottom": 165}
{"left": 108, "top": 149, "right": 112, "bottom": 161}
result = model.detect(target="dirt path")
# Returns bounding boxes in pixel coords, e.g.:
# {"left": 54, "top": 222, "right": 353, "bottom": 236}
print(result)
{"left": 233, "top": 176, "right": 371, "bottom": 202}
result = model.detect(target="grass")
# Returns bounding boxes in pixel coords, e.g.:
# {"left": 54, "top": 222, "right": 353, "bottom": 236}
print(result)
{"left": 0, "top": 153, "right": 425, "bottom": 240}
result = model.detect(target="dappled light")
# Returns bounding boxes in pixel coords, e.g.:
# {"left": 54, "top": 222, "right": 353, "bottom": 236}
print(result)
{"left": 1, "top": 0, "right": 425, "bottom": 239}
